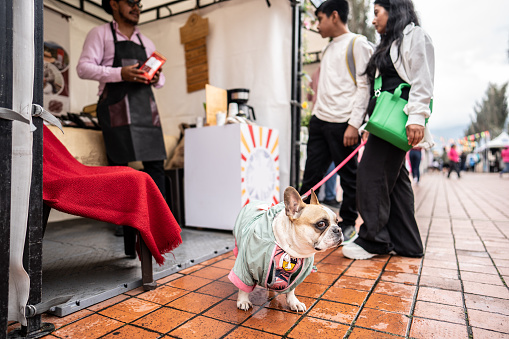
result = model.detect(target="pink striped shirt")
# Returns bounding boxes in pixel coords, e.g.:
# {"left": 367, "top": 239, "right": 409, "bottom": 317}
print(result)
{"left": 76, "top": 20, "right": 165, "bottom": 96}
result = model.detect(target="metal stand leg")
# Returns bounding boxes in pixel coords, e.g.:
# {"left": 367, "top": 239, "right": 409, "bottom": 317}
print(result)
{"left": 139, "top": 232, "right": 156, "bottom": 291}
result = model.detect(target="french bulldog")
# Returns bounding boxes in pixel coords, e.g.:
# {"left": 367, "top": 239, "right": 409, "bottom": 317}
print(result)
{"left": 228, "top": 186, "right": 343, "bottom": 312}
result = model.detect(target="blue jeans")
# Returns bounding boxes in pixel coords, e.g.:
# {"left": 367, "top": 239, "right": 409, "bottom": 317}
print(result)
{"left": 324, "top": 162, "right": 337, "bottom": 200}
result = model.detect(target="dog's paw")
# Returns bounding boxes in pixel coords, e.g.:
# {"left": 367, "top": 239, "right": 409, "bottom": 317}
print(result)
{"left": 287, "top": 291, "right": 306, "bottom": 312}
{"left": 237, "top": 300, "right": 252, "bottom": 311}
{"left": 288, "top": 300, "right": 307, "bottom": 312}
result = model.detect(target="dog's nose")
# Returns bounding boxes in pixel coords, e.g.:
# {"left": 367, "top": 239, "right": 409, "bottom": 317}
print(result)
{"left": 333, "top": 226, "right": 341, "bottom": 234}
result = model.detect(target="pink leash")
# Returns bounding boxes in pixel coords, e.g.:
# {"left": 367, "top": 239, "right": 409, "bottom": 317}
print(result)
{"left": 301, "top": 139, "right": 367, "bottom": 200}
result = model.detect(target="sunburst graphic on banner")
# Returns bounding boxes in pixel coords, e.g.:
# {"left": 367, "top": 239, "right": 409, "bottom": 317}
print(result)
{"left": 240, "top": 125, "right": 280, "bottom": 207}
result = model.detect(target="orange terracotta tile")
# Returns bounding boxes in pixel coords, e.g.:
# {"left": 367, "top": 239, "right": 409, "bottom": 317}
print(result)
{"left": 344, "top": 266, "right": 381, "bottom": 280}
{"left": 464, "top": 294, "right": 509, "bottom": 316}
{"left": 219, "top": 275, "right": 232, "bottom": 283}
{"left": 413, "top": 301, "right": 466, "bottom": 325}
{"left": 389, "top": 256, "right": 423, "bottom": 265}
{"left": 417, "top": 287, "right": 463, "bottom": 307}
{"left": 167, "top": 292, "right": 222, "bottom": 313}
{"left": 167, "top": 275, "right": 213, "bottom": 291}
{"left": 179, "top": 264, "right": 205, "bottom": 275}
{"left": 294, "top": 281, "right": 328, "bottom": 299}
{"left": 100, "top": 324, "right": 160, "bottom": 339}
{"left": 334, "top": 276, "right": 376, "bottom": 291}
{"left": 169, "top": 315, "right": 235, "bottom": 338}
{"left": 471, "top": 327, "right": 509, "bottom": 339}
{"left": 132, "top": 306, "right": 194, "bottom": 333}
{"left": 228, "top": 287, "right": 273, "bottom": 307}
{"left": 242, "top": 308, "right": 301, "bottom": 335}
{"left": 86, "top": 295, "right": 129, "bottom": 312}
{"left": 51, "top": 313, "right": 123, "bottom": 339}
{"left": 287, "top": 316, "right": 350, "bottom": 338}
{"left": 351, "top": 259, "right": 387, "bottom": 270}
{"left": 320, "top": 253, "right": 353, "bottom": 265}
{"left": 321, "top": 286, "right": 368, "bottom": 306}
{"left": 223, "top": 326, "right": 281, "bottom": 339}
{"left": 302, "top": 271, "right": 337, "bottom": 285}
{"left": 266, "top": 294, "right": 315, "bottom": 312}
{"left": 123, "top": 286, "right": 145, "bottom": 296}
{"left": 349, "top": 327, "right": 400, "bottom": 338}
{"left": 385, "top": 262, "right": 420, "bottom": 274}
{"left": 468, "top": 309, "right": 509, "bottom": 333}
{"left": 409, "top": 317, "right": 468, "bottom": 339}
{"left": 463, "top": 281, "right": 509, "bottom": 299}
{"left": 199, "top": 256, "right": 224, "bottom": 266}
{"left": 203, "top": 299, "right": 258, "bottom": 324}
{"left": 380, "top": 271, "right": 418, "bottom": 285}
{"left": 98, "top": 298, "right": 160, "bottom": 323}
{"left": 41, "top": 308, "right": 94, "bottom": 330}
{"left": 373, "top": 281, "right": 417, "bottom": 299}
{"left": 190, "top": 266, "right": 230, "bottom": 280}
{"left": 39, "top": 335, "right": 59, "bottom": 339}
{"left": 211, "top": 258, "right": 236, "bottom": 270}
{"left": 356, "top": 308, "right": 409, "bottom": 336}
{"left": 364, "top": 293, "right": 412, "bottom": 314}
{"left": 307, "top": 300, "right": 358, "bottom": 324}
{"left": 136, "top": 285, "right": 189, "bottom": 305}
{"left": 315, "top": 262, "right": 349, "bottom": 275}
{"left": 156, "top": 273, "right": 183, "bottom": 285}
{"left": 195, "top": 280, "right": 238, "bottom": 298}
{"left": 419, "top": 275, "right": 462, "bottom": 291}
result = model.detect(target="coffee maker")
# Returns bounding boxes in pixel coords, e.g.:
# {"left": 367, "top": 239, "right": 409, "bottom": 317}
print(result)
{"left": 227, "top": 88, "right": 256, "bottom": 122}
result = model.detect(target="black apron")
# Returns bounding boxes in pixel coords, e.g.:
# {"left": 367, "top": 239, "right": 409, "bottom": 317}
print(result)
{"left": 97, "top": 22, "right": 166, "bottom": 164}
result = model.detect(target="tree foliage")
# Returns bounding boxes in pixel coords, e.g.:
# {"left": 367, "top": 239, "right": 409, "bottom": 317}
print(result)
{"left": 348, "top": 0, "right": 376, "bottom": 43}
{"left": 466, "top": 82, "right": 508, "bottom": 137}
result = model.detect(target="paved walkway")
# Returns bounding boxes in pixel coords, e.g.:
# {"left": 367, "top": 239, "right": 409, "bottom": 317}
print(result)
{"left": 9, "top": 171, "right": 509, "bottom": 338}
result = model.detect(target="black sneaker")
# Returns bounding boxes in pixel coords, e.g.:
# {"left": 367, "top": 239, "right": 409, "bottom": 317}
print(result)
{"left": 321, "top": 199, "right": 341, "bottom": 209}
{"left": 340, "top": 225, "right": 358, "bottom": 246}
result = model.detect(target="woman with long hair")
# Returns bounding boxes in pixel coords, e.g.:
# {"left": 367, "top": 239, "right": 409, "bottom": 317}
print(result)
{"left": 342, "top": 0, "right": 434, "bottom": 259}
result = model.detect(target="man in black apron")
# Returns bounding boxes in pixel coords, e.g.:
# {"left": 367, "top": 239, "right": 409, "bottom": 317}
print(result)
{"left": 77, "top": 0, "right": 166, "bottom": 241}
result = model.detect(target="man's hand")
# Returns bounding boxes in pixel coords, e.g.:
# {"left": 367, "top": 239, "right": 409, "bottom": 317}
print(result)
{"left": 150, "top": 68, "right": 162, "bottom": 85}
{"left": 406, "top": 124, "right": 425, "bottom": 147}
{"left": 343, "top": 125, "right": 359, "bottom": 147}
{"left": 120, "top": 63, "right": 147, "bottom": 83}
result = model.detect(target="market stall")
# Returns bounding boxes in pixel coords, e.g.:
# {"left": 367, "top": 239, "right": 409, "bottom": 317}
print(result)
{"left": 2, "top": 0, "right": 303, "bottom": 335}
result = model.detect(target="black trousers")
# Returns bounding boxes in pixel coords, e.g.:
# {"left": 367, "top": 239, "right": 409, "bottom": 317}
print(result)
{"left": 447, "top": 161, "right": 461, "bottom": 178}
{"left": 355, "top": 134, "right": 423, "bottom": 257}
{"left": 299, "top": 115, "right": 358, "bottom": 225}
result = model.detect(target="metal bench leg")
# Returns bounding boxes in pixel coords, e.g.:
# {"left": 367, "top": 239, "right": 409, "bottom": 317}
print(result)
{"left": 139, "top": 232, "right": 156, "bottom": 291}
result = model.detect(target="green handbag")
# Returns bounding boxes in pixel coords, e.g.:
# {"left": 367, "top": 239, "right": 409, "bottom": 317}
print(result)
{"left": 365, "top": 76, "right": 432, "bottom": 151}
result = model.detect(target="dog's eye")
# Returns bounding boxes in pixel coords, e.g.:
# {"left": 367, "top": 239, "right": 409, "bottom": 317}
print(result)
{"left": 316, "top": 220, "right": 328, "bottom": 230}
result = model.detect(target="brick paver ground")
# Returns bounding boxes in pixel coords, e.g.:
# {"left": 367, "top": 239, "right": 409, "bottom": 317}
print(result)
{"left": 8, "top": 171, "right": 509, "bottom": 338}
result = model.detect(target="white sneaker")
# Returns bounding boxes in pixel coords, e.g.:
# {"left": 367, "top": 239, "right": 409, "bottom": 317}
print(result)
{"left": 342, "top": 243, "right": 376, "bottom": 260}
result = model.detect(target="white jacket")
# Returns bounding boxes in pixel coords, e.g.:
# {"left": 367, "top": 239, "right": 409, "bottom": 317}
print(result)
{"left": 391, "top": 23, "right": 435, "bottom": 148}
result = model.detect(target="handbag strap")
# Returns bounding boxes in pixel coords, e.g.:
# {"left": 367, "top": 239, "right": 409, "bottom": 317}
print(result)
{"left": 374, "top": 76, "right": 410, "bottom": 99}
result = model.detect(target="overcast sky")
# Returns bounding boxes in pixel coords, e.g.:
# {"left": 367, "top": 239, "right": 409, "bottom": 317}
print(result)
{"left": 408, "top": 0, "right": 509, "bottom": 139}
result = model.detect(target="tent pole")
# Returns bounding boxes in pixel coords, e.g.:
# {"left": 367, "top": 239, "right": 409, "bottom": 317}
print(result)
{"left": 0, "top": 0, "right": 13, "bottom": 335}
{"left": 22, "top": 0, "right": 45, "bottom": 335}
{"left": 290, "top": 0, "right": 302, "bottom": 189}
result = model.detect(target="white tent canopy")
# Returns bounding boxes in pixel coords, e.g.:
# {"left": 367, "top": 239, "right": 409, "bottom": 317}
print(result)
{"left": 486, "top": 131, "right": 509, "bottom": 149}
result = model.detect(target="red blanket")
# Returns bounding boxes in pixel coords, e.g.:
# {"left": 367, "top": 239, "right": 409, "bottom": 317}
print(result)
{"left": 42, "top": 125, "right": 182, "bottom": 264}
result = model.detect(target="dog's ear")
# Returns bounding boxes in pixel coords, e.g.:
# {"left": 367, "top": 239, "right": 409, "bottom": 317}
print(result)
{"left": 309, "top": 189, "right": 320, "bottom": 205}
{"left": 284, "top": 187, "right": 306, "bottom": 219}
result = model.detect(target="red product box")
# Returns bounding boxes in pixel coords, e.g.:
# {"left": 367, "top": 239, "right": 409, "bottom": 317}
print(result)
{"left": 140, "top": 51, "right": 166, "bottom": 81}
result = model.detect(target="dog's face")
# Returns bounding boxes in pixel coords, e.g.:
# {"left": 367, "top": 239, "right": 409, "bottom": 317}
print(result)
{"left": 280, "top": 187, "right": 343, "bottom": 255}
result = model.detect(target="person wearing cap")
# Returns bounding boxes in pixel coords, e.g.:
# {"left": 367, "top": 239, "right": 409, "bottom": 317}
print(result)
{"left": 342, "top": 0, "right": 434, "bottom": 260}
{"left": 77, "top": 0, "right": 167, "bottom": 240}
